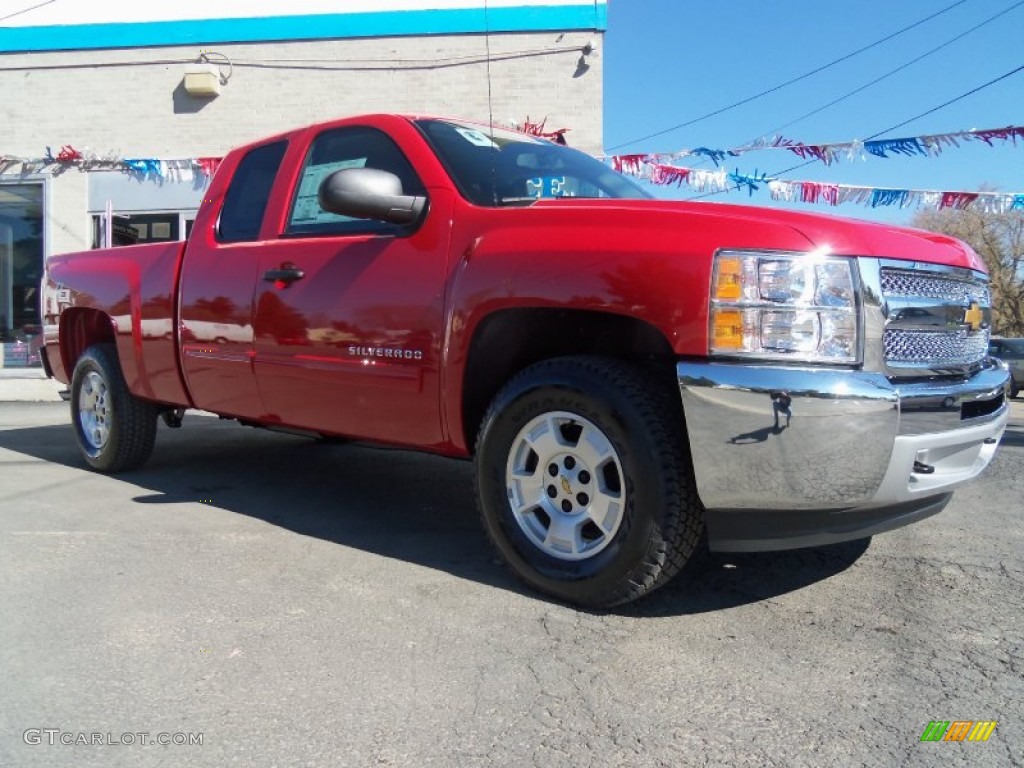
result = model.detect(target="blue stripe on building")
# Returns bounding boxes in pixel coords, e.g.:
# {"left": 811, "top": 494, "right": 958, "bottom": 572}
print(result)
{"left": 0, "top": 5, "right": 607, "bottom": 53}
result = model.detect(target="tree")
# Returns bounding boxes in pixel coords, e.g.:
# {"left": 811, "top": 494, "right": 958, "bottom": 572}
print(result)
{"left": 910, "top": 206, "right": 1024, "bottom": 336}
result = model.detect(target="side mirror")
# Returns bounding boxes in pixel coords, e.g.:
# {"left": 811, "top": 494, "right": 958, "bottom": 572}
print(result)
{"left": 318, "top": 168, "right": 426, "bottom": 226}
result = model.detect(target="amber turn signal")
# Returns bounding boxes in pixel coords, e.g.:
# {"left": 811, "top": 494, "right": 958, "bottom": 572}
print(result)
{"left": 713, "top": 257, "right": 742, "bottom": 300}
{"left": 712, "top": 308, "right": 744, "bottom": 350}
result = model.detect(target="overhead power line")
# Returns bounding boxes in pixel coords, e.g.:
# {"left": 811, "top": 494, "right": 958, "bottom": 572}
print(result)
{"left": 606, "top": 0, "right": 970, "bottom": 151}
{"left": 864, "top": 64, "right": 1024, "bottom": 141}
{"left": 754, "top": 0, "right": 1024, "bottom": 139}
{"left": 0, "top": 0, "right": 56, "bottom": 23}
{"left": 0, "top": 44, "right": 584, "bottom": 73}
{"left": 771, "top": 62, "right": 1024, "bottom": 177}
{"left": 679, "top": 0, "right": 1020, "bottom": 177}
{"left": 684, "top": 62, "right": 1024, "bottom": 201}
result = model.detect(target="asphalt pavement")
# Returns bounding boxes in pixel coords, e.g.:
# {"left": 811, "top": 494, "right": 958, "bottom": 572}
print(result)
{"left": 1, "top": 396, "right": 1022, "bottom": 767}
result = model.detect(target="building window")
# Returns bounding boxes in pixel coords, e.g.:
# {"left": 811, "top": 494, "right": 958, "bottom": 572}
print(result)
{"left": 0, "top": 182, "right": 44, "bottom": 362}
{"left": 92, "top": 212, "right": 183, "bottom": 248}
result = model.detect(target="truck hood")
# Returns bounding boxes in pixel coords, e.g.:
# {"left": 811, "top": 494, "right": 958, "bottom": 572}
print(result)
{"left": 533, "top": 198, "right": 987, "bottom": 273}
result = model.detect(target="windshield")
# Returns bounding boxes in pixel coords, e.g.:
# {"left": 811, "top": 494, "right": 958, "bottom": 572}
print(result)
{"left": 414, "top": 118, "right": 651, "bottom": 206}
{"left": 997, "top": 339, "right": 1024, "bottom": 354}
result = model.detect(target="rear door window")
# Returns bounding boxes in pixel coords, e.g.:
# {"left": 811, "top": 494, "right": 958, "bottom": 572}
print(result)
{"left": 218, "top": 140, "right": 288, "bottom": 242}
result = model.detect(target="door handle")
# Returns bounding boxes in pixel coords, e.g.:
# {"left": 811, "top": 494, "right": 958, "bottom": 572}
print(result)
{"left": 262, "top": 264, "right": 306, "bottom": 284}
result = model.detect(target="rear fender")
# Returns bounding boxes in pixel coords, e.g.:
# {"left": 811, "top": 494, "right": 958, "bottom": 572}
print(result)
{"left": 43, "top": 242, "right": 190, "bottom": 406}
{"left": 57, "top": 308, "right": 115, "bottom": 381}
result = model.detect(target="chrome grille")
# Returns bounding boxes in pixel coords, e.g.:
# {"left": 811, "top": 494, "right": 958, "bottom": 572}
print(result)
{"left": 883, "top": 328, "right": 990, "bottom": 366}
{"left": 880, "top": 268, "right": 990, "bottom": 305}
{"left": 879, "top": 266, "right": 991, "bottom": 371}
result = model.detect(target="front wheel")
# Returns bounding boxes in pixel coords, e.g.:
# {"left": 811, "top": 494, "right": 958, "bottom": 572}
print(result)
{"left": 71, "top": 344, "right": 159, "bottom": 472}
{"left": 475, "top": 356, "right": 704, "bottom": 608}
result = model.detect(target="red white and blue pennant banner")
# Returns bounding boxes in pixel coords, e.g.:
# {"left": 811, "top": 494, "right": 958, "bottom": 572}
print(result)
{"left": 5, "top": 119, "right": 1022, "bottom": 213}
{"left": 0, "top": 148, "right": 221, "bottom": 181}
{"left": 611, "top": 157, "right": 1024, "bottom": 213}
{"left": 513, "top": 116, "right": 570, "bottom": 144}
{"left": 610, "top": 125, "right": 1024, "bottom": 167}
{"left": 766, "top": 179, "right": 1023, "bottom": 214}
{"left": 0, "top": 115, "right": 561, "bottom": 180}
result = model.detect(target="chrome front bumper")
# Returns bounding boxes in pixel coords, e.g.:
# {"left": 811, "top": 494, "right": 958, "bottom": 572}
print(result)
{"left": 677, "top": 359, "right": 1009, "bottom": 551}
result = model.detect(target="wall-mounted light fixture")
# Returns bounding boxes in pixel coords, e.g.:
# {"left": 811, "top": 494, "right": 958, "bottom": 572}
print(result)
{"left": 183, "top": 52, "right": 233, "bottom": 98}
{"left": 183, "top": 63, "right": 222, "bottom": 97}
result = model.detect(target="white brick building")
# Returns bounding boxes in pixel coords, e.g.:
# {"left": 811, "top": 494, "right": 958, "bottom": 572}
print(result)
{"left": 0, "top": 0, "right": 606, "bottom": 361}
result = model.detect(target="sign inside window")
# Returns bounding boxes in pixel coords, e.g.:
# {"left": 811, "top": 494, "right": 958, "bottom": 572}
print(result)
{"left": 291, "top": 158, "right": 367, "bottom": 224}
{"left": 525, "top": 176, "right": 570, "bottom": 198}
{"left": 454, "top": 127, "right": 496, "bottom": 148}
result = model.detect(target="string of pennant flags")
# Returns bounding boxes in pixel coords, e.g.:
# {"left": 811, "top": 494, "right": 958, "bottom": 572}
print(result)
{"left": 0, "top": 146, "right": 221, "bottom": 181}
{"left": 605, "top": 123, "right": 1024, "bottom": 212}
{"left": 606, "top": 124, "right": 1024, "bottom": 168}
{"left": 0, "top": 117, "right": 562, "bottom": 180}
{"left": 0, "top": 114, "right": 568, "bottom": 180}
{"left": 611, "top": 157, "right": 1024, "bottom": 213}
{"left": 2, "top": 119, "right": 1022, "bottom": 213}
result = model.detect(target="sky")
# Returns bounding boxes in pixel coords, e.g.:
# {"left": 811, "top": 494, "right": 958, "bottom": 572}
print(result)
{"left": 600, "top": 0, "right": 1024, "bottom": 225}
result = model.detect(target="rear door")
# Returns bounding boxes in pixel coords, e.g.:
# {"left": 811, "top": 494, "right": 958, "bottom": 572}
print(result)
{"left": 179, "top": 140, "right": 287, "bottom": 417}
{"left": 252, "top": 124, "right": 452, "bottom": 446}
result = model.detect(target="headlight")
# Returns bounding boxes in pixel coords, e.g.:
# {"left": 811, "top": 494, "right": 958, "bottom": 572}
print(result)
{"left": 709, "top": 250, "right": 860, "bottom": 364}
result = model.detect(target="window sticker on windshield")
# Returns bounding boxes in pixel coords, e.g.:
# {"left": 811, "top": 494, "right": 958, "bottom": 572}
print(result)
{"left": 455, "top": 127, "right": 496, "bottom": 148}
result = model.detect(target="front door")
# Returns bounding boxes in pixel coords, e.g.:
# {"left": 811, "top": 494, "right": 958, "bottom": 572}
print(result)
{"left": 253, "top": 125, "right": 450, "bottom": 447}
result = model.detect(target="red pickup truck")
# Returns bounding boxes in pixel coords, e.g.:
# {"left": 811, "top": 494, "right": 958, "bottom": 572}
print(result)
{"left": 41, "top": 114, "right": 1010, "bottom": 607}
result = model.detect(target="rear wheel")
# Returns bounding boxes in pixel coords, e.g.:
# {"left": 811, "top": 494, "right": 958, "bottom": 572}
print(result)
{"left": 475, "top": 356, "right": 704, "bottom": 608}
{"left": 71, "top": 344, "right": 159, "bottom": 472}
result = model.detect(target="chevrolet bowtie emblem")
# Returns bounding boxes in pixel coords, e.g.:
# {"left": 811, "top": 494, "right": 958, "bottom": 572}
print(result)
{"left": 963, "top": 302, "right": 983, "bottom": 332}
{"left": 560, "top": 476, "right": 572, "bottom": 495}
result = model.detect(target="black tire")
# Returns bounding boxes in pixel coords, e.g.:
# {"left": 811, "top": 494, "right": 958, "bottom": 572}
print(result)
{"left": 475, "top": 356, "right": 704, "bottom": 608}
{"left": 70, "top": 343, "right": 159, "bottom": 472}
